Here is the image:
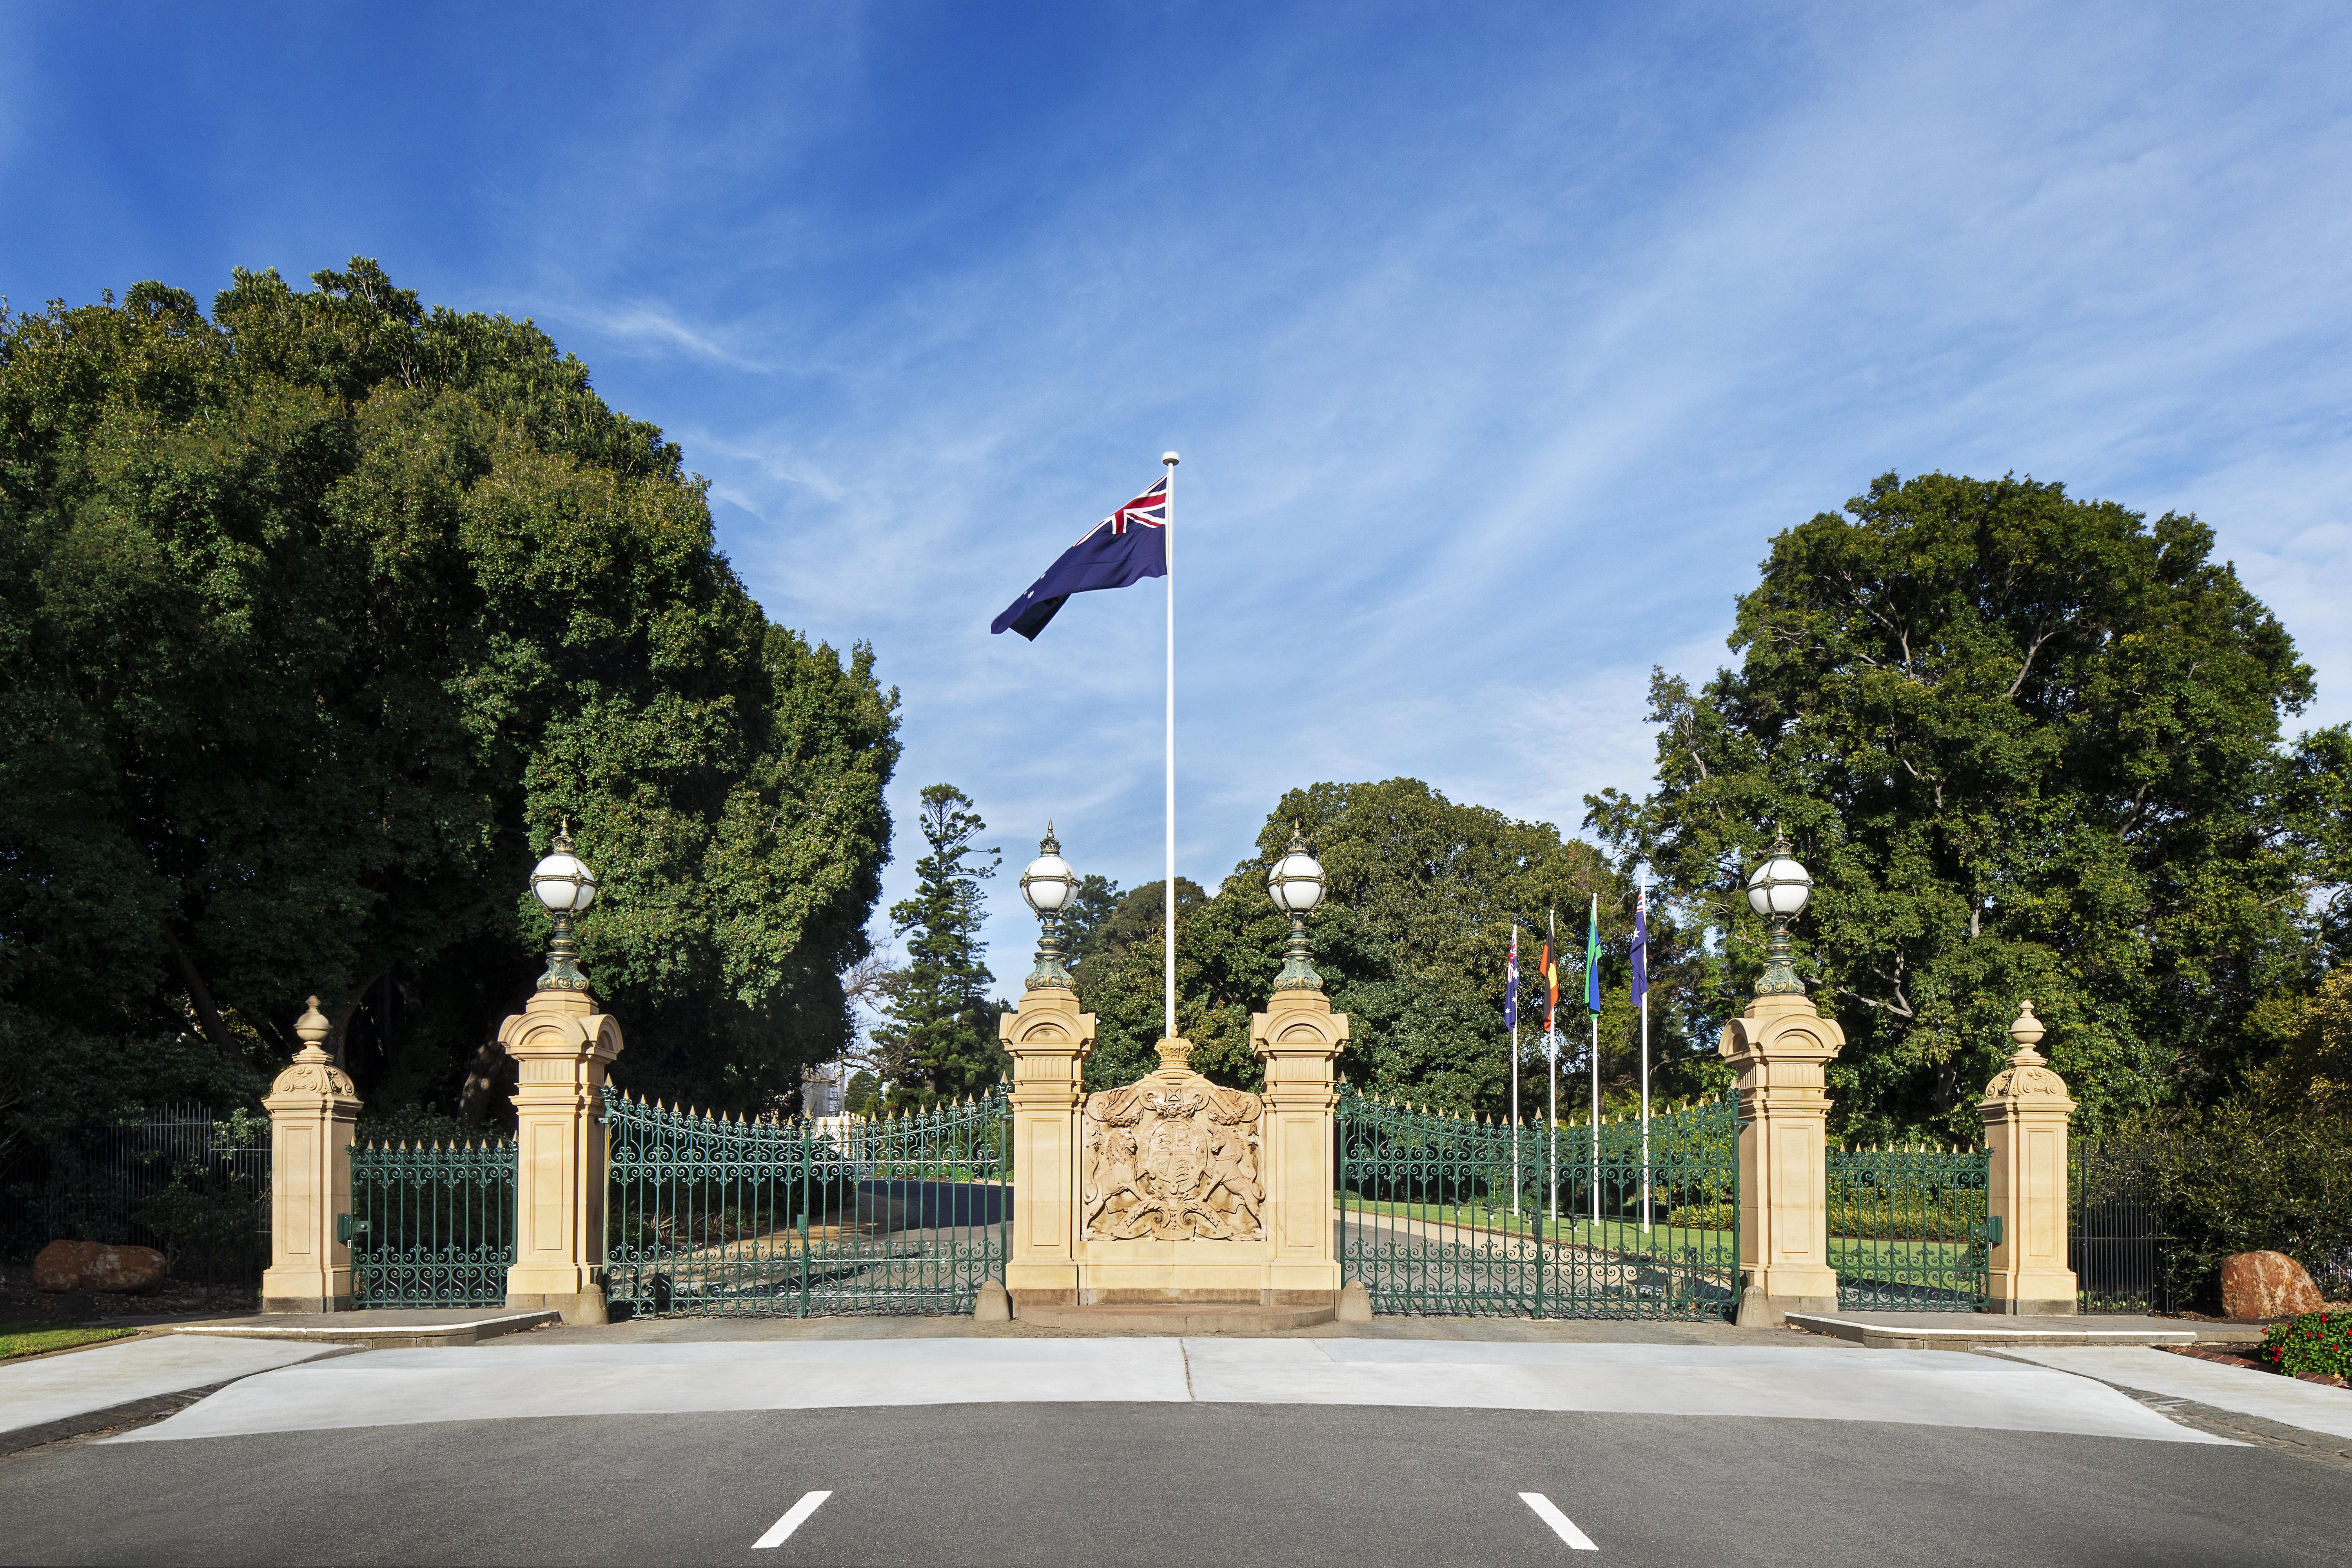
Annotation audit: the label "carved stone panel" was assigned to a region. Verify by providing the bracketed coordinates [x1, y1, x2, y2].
[1082, 1043, 1263, 1241]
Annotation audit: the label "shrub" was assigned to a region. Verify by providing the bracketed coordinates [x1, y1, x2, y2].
[2259, 1312, 2352, 1382]
[355, 1103, 479, 1147]
[2122, 1100, 2352, 1310]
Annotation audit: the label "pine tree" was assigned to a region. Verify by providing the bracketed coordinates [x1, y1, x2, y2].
[873, 785, 1005, 1103]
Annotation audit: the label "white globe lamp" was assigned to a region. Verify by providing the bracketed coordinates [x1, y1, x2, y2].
[1267, 825, 1327, 990]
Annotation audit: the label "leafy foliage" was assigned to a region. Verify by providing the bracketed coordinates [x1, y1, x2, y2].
[2259, 1313, 2352, 1381]
[872, 785, 1004, 1103]
[0, 261, 899, 1139]
[1589, 471, 2351, 1142]
[1061, 874, 1123, 967]
[1073, 779, 1702, 1114]
[2129, 1099, 2352, 1307]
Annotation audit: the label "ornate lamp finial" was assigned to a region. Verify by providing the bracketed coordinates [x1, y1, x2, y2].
[1745, 830, 1813, 996]
[1267, 824, 1327, 991]
[1020, 825, 1077, 988]
[530, 825, 598, 993]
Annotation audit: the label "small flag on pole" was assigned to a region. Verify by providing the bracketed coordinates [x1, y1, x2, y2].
[990, 476, 1170, 640]
[1504, 928, 1519, 1030]
[1630, 880, 1648, 1006]
[1541, 941, 1557, 1031]
[1585, 896, 1602, 1014]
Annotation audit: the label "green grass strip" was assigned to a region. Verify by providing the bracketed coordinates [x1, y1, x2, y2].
[0, 1323, 140, 1361]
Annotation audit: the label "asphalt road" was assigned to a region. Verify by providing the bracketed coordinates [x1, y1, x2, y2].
[5, 1403, 2348, 1567]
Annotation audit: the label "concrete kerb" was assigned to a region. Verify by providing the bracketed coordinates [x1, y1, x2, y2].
[165, 1309, 562, 1350]
[0, 1334, 361, 1456]
[1786, 1311, 2219, 1350]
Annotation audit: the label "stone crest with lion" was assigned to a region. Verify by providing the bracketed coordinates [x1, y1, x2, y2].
[1082, 1040, 1264, 1241]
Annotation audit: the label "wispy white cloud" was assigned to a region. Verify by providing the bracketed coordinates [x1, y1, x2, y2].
[66, 1, 2321, 974]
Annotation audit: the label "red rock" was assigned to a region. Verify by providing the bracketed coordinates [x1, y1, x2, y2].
[2220, 1250, 2326, 1320]
[31, 1239, 168, 1294]
[32, 1240, 97, 1292]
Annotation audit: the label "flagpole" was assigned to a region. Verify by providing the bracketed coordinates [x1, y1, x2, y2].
[1509, 925, 1520, 1218]
[1639, 866, 1651, 1235]
[1161, 452, 1179, 1043]
[1546, 907, 1556, 1226]
[1590, 892, 1600, 1229]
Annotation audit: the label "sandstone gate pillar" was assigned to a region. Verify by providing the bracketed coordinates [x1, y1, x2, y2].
[999, 979, 1095, 1312]
[1250, 986, 1348, 1302]
[1719, 990, 1847, 1327]
[1981, 1001, 2077, 1315]
[500, 987, 624, 1323]
[261, 997, 362, 1314]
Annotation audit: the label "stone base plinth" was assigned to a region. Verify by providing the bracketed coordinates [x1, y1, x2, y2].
[505, 1287, 609, 1325]
[1736, 1287, 1837, 1328]
[1015, 1300, 1337, 1333]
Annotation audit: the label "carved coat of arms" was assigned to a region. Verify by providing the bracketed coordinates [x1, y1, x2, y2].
[1083, 1041, 1263, 1241]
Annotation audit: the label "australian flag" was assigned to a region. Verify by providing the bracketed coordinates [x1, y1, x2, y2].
[991, 475, 1169, 640]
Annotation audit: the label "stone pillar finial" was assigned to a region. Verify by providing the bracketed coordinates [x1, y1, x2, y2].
[1981, 999, 2076, 1316]
[293, 996, 331, 1055]
[2008, 999, 2046, 1061]
[261, 993, 362, 1313]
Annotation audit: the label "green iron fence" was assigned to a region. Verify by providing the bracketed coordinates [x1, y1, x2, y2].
[346, 1138, 517, 1307]
[1828, 1143, 1993, 1310]
[603, 1088, 1010, 1317]
[2071, 1134, 2172, 1313]
[5, 1105, 272, 1289]
[1336, 1087, 1739, 1319]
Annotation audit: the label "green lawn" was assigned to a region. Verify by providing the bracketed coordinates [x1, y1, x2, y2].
[1828, 1236, 1981, 1273]
[0, 1323, 139, 1361]
[1335, 1193, 1986, 1277]
[1339, 1196, 1734, 1255]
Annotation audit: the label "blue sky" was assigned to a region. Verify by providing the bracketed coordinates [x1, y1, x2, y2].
[7, 2, 2349, 982]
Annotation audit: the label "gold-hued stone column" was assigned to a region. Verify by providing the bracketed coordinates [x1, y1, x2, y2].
[1251, 987, 1349, 1302]
[500, 988, 624, 1323]
[260, 997, 362, 1313]
[1719, 990, 1847, 1326]
[1000, 982, 1095, 1311]
[1982, 1001, 2077, 1316]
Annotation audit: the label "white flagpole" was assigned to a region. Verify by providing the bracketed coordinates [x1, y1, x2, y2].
[1590, 892, 1600, 1229]
[1639, 866, 1651, 1234]
[1547, 907, 1557, 1225]
[1510, 925, 1520, 1218]
[1161, 452, 1179, 1044]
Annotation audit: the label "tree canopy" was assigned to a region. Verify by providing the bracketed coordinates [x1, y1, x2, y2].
[1588, 471, 2351, 1141]
[871, 784, 1005, 1103]
[0, 261, 899, 1143]
[1073, 779, 1691, 1114]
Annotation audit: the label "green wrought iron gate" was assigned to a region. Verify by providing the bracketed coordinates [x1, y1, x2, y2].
[1828, 1143, 1993, 1310]
[346, 1138, 517, 1307]
[1336, 1087, 1739, 1319]
[602, 1089, 1010, 1317]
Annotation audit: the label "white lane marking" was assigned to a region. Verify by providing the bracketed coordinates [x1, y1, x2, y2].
[1520, 1492, 1598, 1551]
[753, 1491, 832, 1549]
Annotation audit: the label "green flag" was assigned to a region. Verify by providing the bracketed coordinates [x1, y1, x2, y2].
[1584, 895, 1601, 1014]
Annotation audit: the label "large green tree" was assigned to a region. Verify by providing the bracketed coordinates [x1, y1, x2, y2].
[872, 784, 1005, 1103]
[0, 261, 900, 1144]
[1588, 472, 2351, 1142]
[1074, 779, 1698, 1114]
